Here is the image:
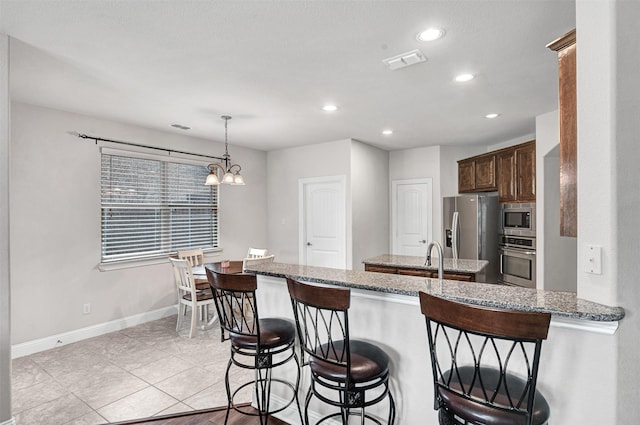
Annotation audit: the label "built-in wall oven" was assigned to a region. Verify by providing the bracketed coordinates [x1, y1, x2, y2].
[501, 203, 536, 237]
[499, 235, 536, 288]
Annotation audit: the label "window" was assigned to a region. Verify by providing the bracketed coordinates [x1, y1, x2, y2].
[100, 152, 218, 263]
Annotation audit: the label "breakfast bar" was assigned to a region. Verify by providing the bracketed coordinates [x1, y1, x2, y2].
[244, 261, 625, 424]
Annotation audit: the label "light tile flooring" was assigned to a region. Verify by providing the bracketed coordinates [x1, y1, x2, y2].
[11, 315, 253, 425]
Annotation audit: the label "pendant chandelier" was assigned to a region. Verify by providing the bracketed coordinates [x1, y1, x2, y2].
[205, 115, 245, 186]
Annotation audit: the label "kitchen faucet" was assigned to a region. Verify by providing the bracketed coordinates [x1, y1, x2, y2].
[425, 240, 444, 280]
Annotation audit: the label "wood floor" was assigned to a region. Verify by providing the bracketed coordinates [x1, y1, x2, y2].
[113, 404, 290, 425]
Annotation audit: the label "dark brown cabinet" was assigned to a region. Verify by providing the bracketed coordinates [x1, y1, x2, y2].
[497, 141, 536, 203]
[364, 264, 476, 282]
[548, 29, 577, 237]
[457, 153, 497, 193]
[459, 141, 535, 203]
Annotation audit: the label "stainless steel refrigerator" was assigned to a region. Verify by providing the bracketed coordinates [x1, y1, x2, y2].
[442, 194, 499, 283]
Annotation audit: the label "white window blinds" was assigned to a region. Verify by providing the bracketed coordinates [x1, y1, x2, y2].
[100, 153, 218, 263]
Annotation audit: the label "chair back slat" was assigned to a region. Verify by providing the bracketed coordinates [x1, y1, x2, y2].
[246, 247, 268, 259]
[177, 248, 204, 267]
[169, 258, 197, 295]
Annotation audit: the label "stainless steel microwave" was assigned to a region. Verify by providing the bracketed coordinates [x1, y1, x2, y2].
[500, 203, 536, 237]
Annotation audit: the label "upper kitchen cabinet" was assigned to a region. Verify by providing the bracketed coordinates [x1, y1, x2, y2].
[458, 141, 535, 203]
[497, 140, 536, 203]
[547, 29, 577, 237]
[457, 153, 497, 193]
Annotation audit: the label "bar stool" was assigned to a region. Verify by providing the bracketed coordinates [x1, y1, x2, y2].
[286, 277, 396, 425]
[419, 292, 551, 425]
[206, 268, 303, 425]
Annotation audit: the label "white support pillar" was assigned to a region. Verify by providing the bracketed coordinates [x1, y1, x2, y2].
[0, 33, 14, 425]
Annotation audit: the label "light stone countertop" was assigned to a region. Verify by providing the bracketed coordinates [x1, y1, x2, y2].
[362, 254, 488, 274]
[244, 262, 625, 322]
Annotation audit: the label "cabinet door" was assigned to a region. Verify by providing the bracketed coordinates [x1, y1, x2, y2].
[516, 143, 536, 202]
[475, 154, 497, 190]
[497, 150, 516, 203]
[364, 265, 397, 274]
[458, 160, 476, 192]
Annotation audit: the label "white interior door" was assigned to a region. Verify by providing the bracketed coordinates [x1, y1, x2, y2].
[299, 176, 346, 269]
[392, 179, 433, 256]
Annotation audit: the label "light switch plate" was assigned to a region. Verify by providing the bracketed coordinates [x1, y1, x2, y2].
[585, 245, 602, 274]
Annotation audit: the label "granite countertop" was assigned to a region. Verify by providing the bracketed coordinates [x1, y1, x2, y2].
[363, 254, 488, 274]
[244, 262, 625, 322]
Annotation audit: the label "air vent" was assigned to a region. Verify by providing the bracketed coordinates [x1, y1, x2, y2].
[382, 49, 427, 70]
[171, 123, 191, 130]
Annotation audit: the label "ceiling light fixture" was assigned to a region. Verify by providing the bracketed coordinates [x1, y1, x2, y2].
[455, 73, 475, 82]
[382, 129, 393, 135]
[322, 104, 338, 112]
[205, 115, 245, 186]
[485, 113, 501, 119]
[417, 28, 445, 42]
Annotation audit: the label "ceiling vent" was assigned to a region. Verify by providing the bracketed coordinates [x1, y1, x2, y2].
[382, 49, 427, 70]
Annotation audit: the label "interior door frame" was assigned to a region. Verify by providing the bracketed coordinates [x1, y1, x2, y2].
[298, 175, 347, 267]
[391, 178, 433, 254]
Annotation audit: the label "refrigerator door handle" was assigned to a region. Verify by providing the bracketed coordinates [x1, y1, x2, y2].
[452, 211, 460, 259]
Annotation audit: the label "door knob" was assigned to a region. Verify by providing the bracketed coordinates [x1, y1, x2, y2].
[307, 242, 312, 246]
[419, 240, 427, 244]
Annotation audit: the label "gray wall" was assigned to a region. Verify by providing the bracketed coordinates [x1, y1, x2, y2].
[265, 138, 389, 270]
[350, 140, 389, 270]
[9, 102, 267, 344]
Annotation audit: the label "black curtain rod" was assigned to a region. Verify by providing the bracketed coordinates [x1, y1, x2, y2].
[76, 132, 225, 162]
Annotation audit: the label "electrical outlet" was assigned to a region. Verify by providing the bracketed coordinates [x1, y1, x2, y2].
[83, 303, 91, 314]
[584, 245, 602, 274]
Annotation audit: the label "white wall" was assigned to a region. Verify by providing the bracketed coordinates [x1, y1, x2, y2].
[266, 139, 351, 265]
[536, 110, 577, 291]
[9, 102, 267, 344]
[350, 140, 389, 270]
[613, 0, 640, 421]
[0, 33, 13, 425]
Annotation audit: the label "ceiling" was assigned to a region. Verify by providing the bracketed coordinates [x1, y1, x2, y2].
[0, 1, 575, 152]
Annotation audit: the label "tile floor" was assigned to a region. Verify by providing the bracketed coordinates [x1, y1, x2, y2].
[11, 315, 253, 425]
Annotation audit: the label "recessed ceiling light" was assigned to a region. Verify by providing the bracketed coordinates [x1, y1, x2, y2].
[322, 104, 338, 112]
[485, 113, 501, 119]
[417, 28, 445, 42]
[454, 73, 475, 83]
[382, 129, 393, 135]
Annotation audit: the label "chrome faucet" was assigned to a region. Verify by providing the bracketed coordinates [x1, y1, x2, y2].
[425, 240, 444, 280]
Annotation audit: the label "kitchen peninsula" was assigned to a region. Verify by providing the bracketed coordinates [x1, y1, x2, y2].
[244, 261, 624, 424]
[363, 254, 488, 282]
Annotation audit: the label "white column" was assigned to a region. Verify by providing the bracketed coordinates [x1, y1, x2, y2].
[0, 33, 14, 424]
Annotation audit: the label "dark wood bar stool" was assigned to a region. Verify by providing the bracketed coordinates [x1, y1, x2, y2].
[206, 268, 303, 425]
[286, 277, 395, 425]
[419, 292, 551, 425]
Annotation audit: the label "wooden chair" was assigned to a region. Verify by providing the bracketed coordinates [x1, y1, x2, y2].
[177, 248, 211, 320]
[206, 268, 303, 425]
[419, 292, 551, 425]
[287, 277, 396, 425]
[242, 254, 275, 272]
[169, 257, 215, 338]
[246, 247, 268, 259]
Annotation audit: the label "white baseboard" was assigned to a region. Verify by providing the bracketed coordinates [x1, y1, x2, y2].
[0, 417, 16, 425]
[11, 305, 178, 359]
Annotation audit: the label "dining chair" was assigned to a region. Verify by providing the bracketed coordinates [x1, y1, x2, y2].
[246, 247, 268, 259]
[242, 254, 275, 272]
[419, 292, 551, 425]
[178, 248, 211, 320]
[169, 257, 215, 338]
